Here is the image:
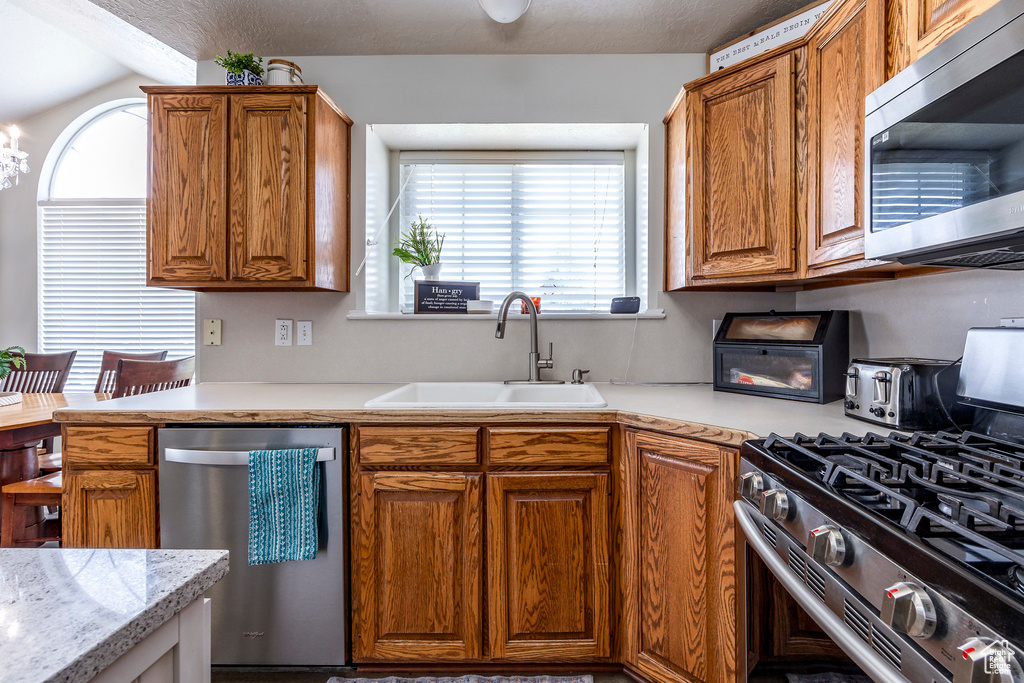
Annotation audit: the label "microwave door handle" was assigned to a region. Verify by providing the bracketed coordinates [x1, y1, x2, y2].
[734, 501, 912, 683]
[163, 447, 336, 466]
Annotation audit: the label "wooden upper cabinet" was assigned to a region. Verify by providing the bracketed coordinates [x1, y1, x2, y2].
[807, 0, 885, 269]
[622, 430, 739, 683]
[487, 472, 610, 661]
[887, 0, 1000, 78]
[229, 94, 308, 282]
[352, 472, 483, 662]
[148, 93, 228, 283]
[143, 85, 352, 291]
[686, 49, 798, 282]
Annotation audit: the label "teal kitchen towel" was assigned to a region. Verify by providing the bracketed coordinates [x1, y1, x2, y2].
[247, 448, 320, 565]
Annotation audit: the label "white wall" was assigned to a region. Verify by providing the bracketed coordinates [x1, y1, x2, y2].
[195, 54, 795, 383]
[0, 74, 156, 351]
[796, 269, 1024, 360]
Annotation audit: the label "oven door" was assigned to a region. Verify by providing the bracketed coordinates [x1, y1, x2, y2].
[735, 500, 914, 683]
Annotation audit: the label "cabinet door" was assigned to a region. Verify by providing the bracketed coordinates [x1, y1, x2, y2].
[352, 472, 483, 661]
[62, 470, 157, 548]
[148, 93, 228, 284]
[807, 0, 884, 268]
[487, 472, 610, 661]
[664, 94, 688, 291]
[688, 51, 796, 280]
[229, 94, 308, 282]
[888, 0, 1000, 77]
[622, 430, 738, 683]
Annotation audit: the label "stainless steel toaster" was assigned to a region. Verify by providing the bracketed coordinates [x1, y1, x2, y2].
[844, 358, 963, 430]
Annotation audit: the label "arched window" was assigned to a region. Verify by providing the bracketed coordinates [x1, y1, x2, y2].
[38, 101, 195, 390]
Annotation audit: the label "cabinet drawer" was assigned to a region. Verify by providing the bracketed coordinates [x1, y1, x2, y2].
[358, 427, 480, 466]
[487, 427, 611, 466]
[64, 427, 154, 468]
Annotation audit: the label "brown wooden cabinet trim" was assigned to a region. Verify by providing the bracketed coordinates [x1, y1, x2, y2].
[63, 426, 154, 468]
[486, 426, 611, 467]
[352, 471, 483, 661]
[356, 426, 481, 466]
[487, 471, 611, 661]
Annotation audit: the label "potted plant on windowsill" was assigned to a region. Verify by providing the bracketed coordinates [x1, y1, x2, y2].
[215, 50, 265, 86]
[0, 346, 26, 406]
[393, 215, 445, 280]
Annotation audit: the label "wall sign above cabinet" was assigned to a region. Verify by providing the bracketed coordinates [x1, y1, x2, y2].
[708, 0, 832, 71]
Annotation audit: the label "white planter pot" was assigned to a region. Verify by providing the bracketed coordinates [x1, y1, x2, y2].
[420, 263, 443, 280]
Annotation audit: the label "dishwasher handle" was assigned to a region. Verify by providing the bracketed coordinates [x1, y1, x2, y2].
[163, 447, 335, 466]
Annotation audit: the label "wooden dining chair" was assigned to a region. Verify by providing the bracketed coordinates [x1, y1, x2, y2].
[94, 350, 168, 393]
[111, 356, 196, 398]
[1, 350, 77, 458]
[1, 472, 62, 547]
[0, 350, 76, 393]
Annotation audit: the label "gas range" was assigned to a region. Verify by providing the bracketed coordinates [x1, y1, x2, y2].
[737, 432, 1024, 682]
[736, 328, 1024, 683]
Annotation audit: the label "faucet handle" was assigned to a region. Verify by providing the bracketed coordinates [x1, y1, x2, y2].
[538, 342, 554, 370]
[571, 369, 590, 385]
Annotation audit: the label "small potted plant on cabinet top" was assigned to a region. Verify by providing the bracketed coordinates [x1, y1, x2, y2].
[215, 50, 265, 85]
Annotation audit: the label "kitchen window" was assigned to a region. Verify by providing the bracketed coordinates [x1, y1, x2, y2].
[396, 152, 628, 313]
[37, 101, 195, 391]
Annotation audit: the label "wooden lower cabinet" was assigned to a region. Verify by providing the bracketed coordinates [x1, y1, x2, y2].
[487, 472, 610, 661]
[63, 470, 157, 548]
[61, 425, 158, 549]
[621, 429, 739, 683]
[351, 471, 483, 661]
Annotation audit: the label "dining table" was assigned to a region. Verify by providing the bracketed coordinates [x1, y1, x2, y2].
[0, 392, 109, 535]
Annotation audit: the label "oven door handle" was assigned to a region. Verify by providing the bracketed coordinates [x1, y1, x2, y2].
[734, 501, 911, 683]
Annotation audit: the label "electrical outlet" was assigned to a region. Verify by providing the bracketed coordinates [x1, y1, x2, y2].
[203, 319, 222, 346]
[275, 319, 293, 346]
[297, 321, 313, 346]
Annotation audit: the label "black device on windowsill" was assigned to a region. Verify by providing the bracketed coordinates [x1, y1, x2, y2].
[610, 297, 640, 314]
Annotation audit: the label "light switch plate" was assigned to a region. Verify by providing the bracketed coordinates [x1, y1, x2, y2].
[297, 321, 312, 346]
[275, 319, 293, 346]
[203, 319, 222, 346]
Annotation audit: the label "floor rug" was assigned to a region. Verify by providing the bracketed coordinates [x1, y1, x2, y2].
[330, 676, 594, 683]
[785, 674, 872, 683]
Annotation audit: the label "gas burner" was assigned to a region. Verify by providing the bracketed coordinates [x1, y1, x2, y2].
[1011, 565, 1024, 595]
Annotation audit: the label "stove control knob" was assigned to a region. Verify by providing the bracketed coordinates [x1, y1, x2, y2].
[759, 489, 790, 521]
[808, 525, 847, 567]
[739, 472, 764, 499]
[955, 637, 1022, 683]
[881, 582, 937, 639]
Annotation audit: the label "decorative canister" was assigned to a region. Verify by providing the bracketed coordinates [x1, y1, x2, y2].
[266, 59, 303, 85]
[226, 69, 263, 86]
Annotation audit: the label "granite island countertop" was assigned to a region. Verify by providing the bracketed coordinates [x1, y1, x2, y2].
[53, 382, 884, 446]
[0, 548, 228, 683]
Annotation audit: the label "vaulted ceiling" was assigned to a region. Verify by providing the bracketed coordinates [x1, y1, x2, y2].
[86, 0, 814, 58]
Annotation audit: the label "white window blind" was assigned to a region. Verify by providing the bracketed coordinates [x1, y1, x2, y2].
[39, 201, 195, 391]
[398, 156, 627, 313]
[871, 160, 992, 232]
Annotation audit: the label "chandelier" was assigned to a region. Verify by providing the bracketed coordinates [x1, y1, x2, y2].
[0, 125, 29, 190]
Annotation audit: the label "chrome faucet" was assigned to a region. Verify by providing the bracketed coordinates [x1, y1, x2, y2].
[495, 291, 564, 384]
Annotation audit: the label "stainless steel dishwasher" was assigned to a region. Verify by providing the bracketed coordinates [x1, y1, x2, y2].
[158, 426, 347, 666]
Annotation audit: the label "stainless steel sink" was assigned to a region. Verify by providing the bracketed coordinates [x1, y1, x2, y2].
[364, 382, 607, 409]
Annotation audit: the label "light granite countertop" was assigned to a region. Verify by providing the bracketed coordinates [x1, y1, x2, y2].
[54, 382, 885, 446]
[0, 548, 228, 683]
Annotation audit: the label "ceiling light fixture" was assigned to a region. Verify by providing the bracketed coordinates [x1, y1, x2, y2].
[478, 0, 531, 23]
[0, 125, 29, 190]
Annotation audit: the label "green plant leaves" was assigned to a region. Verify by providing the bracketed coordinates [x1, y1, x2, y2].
[214, 50, 265, 77]
[392, 215, 445, 274]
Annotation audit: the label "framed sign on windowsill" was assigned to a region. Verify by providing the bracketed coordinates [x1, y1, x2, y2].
[413, 281, 481, 314]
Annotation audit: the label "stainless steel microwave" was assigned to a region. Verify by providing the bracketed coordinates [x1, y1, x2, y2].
[864, 0, 1024, 269]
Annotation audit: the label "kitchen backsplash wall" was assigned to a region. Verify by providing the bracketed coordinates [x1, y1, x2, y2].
[796, 269, 1024, 360]
[195, 54, 796, 383]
